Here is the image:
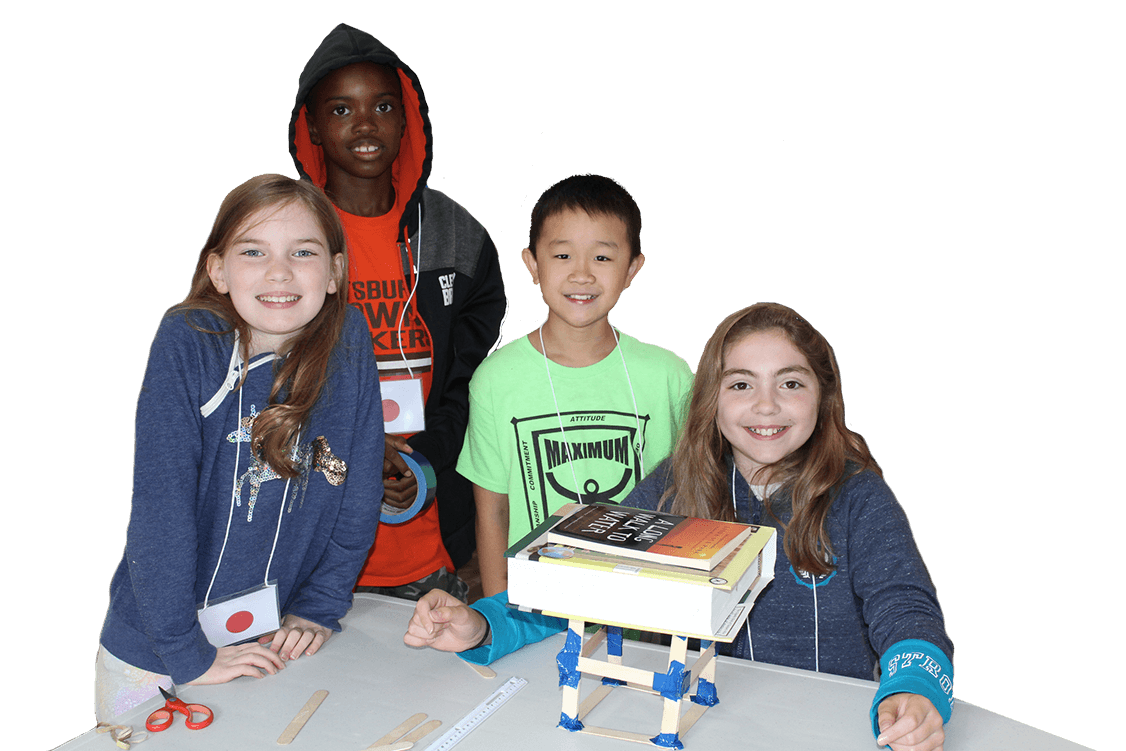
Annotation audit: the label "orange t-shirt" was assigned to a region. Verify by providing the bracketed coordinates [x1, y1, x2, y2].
[339, 208, 454, 587]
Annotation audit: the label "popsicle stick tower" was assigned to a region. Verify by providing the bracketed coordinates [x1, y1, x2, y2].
[505, 504, 777, 747]
[554, 621, 726, 749]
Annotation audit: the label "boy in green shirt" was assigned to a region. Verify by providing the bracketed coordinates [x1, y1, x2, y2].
[457, 175, 693, 596]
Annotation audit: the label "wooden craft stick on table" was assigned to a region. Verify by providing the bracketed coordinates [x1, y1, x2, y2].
[364, 713, 441, 751]
[367, 713, 427, 749]
[277, 689, 329, 745]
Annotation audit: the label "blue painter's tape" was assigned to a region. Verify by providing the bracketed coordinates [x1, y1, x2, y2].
[650, 731, 685, 749]
[597, 626, 626, 685]
[652, 659, 690, 701]
[558, 712, 584, 732]
[691, 677, 720, 706]
[607, 626, 624, 656]
[556, 627, 582, 688]
[380, 452, 436, 525]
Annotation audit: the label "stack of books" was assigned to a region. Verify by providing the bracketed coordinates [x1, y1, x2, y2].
[506, 503, 777, 640]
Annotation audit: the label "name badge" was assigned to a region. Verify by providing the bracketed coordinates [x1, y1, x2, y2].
[197, 581, 281, 647]
[382, 378, 426, 434]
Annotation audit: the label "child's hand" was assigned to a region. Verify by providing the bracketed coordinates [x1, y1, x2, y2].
[403, 589, 488, 653]
[259, 614, 332, 661]
[876, 693, 944, 751]
[188, 642, 286, 685]
[382, 435, 418, 508]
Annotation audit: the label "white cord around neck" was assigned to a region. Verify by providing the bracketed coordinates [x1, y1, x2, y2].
[538, 324, 647, 504]
[396, 205, 424, 379]
[540, 325, 585, 502]
[812, 571, 821, 672]
[200, 345, 292, 610]
[734, 465, 820, 672]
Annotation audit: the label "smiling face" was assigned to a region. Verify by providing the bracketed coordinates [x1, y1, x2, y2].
[206, 201, 342, 355]
[522, 209, 644, 337]
[305, 62, 404, 187]
[717, 329, 821, 483]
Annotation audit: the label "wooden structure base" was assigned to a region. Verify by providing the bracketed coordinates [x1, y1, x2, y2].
[556, 620, 720, 749]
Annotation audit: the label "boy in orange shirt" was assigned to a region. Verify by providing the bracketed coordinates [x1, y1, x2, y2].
[290, 23, 506, 597]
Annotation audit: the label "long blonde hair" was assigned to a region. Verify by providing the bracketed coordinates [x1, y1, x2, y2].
[177, 174, 349, 478]
[662, 302, 879, 576]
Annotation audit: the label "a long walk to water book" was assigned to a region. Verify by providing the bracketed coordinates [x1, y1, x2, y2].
[545, 502, 753, 571]
[507, 504, 777, 639]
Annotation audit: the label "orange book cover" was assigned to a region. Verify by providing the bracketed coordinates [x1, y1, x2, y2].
[545, 503, 752, 571]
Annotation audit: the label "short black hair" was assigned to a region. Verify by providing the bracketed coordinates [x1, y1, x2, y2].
[528, 175, 642, 258]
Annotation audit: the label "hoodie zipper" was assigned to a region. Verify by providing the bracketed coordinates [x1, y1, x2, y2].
[200, 339, 277, 418]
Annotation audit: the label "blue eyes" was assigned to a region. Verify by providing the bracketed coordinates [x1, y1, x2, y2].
[237, 249, 317, 258]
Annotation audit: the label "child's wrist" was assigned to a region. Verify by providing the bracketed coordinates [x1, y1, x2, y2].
[869, 639, 954, 738]
[470, 619, 491, 649]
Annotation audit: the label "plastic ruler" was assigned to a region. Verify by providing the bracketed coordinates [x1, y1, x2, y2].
[422, 676, 528, 751]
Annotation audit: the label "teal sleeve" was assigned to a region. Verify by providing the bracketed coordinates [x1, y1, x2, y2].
[870, 639, 954, 739]
[458, 592, 567, 665]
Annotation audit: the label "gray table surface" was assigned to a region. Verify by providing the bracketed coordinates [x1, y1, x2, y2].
[57, 594, 1090, 751]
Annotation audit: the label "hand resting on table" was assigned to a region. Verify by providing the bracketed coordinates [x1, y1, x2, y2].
[877, 693, 945, 751]
[403, 589, 489, 652]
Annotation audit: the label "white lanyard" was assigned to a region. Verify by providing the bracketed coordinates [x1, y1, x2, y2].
[539, 325, 645, 502]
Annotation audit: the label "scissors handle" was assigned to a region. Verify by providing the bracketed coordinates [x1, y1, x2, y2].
[145, 708, 174, 732]
[145, 701, 214, 732]
[182, 703, 214, 730]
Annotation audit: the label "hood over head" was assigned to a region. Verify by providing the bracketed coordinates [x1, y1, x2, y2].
[290, 23, 432, 238]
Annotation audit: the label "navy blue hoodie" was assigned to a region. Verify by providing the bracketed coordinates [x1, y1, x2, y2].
[100, 308, 383, 683]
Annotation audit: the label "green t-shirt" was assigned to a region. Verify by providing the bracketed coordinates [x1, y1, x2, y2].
[458, 332, 693, 544]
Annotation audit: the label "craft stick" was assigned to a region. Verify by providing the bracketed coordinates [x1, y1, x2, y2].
[581, 726, 653, 743]
[678, 702, 710, 735]
[577, 655, 651, 686]
[466, 661, 496, 679]
[580, 625, 607, 657]
[365, 713, 427, 750]
[277, 689, 329, 745]
[400, 718, 442, 744]
[364, 743, 414, 751]
[577, 684, 614, 720]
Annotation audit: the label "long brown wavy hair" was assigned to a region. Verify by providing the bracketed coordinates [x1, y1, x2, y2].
[660, 302, 879, 576]
[177, 174, 349, 478]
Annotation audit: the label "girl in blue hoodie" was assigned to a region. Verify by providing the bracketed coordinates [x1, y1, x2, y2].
[406, 302, 952, 751]
[96, 174, 383, 719]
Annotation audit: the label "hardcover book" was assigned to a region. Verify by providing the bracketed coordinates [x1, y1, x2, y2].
[507, 505, 777, 639]
[545, 503, 753, 571]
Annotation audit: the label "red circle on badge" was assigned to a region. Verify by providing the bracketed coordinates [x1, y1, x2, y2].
[383, 399, 401, 421]
[226, 610, 254, 634]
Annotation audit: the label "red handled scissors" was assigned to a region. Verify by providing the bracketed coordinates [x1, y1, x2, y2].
[145, 686, 214, 732]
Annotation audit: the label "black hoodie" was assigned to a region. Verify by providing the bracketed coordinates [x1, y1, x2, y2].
[291, 24, 506, 569]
